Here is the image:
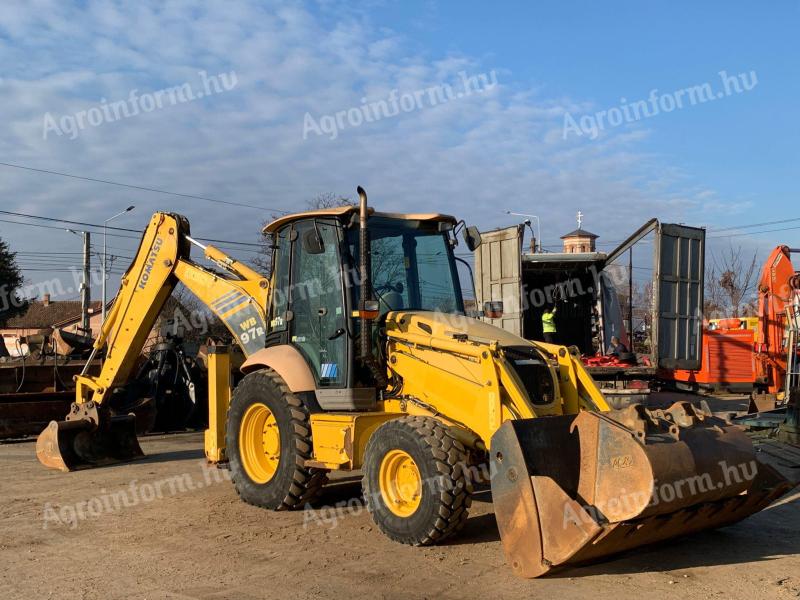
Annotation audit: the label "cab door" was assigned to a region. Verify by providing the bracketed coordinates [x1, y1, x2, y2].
[266, 219, 349, 387]
[288, 219, 348, 388]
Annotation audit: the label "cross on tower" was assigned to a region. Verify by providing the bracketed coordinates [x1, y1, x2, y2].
[577, 211, 583, 229]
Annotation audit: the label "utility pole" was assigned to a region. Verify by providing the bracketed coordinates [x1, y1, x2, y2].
[628, 248, 634, 345]
[66, 229, 92, 335]
[81, 231, 91, 334]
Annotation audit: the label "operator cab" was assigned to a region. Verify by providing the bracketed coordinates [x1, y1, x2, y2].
[263, 205, 474, 409]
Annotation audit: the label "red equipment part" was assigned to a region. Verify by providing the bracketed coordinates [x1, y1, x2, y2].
[582, 354, 637, 368]
[755, 246, 799, 394]
[664, 327, 756, 391]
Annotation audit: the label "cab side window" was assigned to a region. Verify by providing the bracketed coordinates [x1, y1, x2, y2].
[269, 227, 291, 335]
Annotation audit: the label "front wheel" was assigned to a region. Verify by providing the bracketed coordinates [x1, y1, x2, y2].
[226, 369, 328, 510]
[363, 416, 472, 545]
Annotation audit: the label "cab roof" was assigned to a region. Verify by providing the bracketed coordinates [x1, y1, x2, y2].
[263, 206, 456, 234]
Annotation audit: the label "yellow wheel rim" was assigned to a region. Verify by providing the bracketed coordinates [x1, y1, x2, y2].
[239, 403, 281, 484]
[379, 449, 422, 517]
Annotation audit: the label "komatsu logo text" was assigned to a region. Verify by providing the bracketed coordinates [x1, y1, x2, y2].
[138, 237, 163, 290]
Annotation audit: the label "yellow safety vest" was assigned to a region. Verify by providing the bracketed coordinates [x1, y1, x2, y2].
[542, 310, 556, 333]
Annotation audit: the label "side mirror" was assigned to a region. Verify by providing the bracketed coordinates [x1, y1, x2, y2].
[484, 301, 504, 319]
[463, 226, 482, 251]
[302, 228, 324, 254]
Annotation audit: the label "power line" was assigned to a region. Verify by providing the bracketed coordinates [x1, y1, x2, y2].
[16, 252, 131, 261]
[18, 257, 128, 266]
[0, 209, 140, 233]
[18, 255, 123, 262]
[711, 217, 800, 233]
[16, 251, 86, 255]
[0, 209, 268, 248]
[0, 162, 292, 213]
[709, 224, 800, 239]
[514, 212, 800, 250]
[18, 262, 130, 269]
[19, 261, 94, 267]
[101, 243, 136, 252]
[0, 212, 265, 248]
[20, 268, 125, 273]
[0, 217, 83, 232]
[0, 216, 142, 239]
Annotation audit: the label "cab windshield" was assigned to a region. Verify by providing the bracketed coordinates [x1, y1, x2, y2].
[348, 216, 464, 315]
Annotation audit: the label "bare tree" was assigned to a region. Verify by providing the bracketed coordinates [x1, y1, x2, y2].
[707, 244, 759, 318]
[629, 280, 653, 353]
[306, 192, 355, 210]
[704, 263, 725, 319]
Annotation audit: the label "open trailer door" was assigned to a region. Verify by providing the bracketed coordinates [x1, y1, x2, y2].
[474, 225, 524, 336]
[604, 219, 705, 370]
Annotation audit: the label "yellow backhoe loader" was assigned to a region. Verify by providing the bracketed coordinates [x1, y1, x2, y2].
[36, 189, 795, 577]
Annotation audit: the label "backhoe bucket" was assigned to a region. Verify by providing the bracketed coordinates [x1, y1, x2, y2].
[491, 402, 795, 578]
[36, 402, 144, 472]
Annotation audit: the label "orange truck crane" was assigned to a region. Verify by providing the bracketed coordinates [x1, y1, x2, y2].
[755, 245, 800, 396]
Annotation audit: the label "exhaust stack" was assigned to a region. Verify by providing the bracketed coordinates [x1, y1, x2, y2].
[358, 186, 372, 363]
[356, 186, 386, 387]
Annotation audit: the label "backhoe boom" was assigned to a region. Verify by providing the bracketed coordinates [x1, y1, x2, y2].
[37, 212, 269, 470]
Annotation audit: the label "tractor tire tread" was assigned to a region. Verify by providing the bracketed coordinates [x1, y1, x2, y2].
[364, 415, 472, 546]
[227, 369, 328, 511]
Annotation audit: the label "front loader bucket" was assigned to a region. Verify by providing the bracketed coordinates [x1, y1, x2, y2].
[36, 402, 144, 472]
[490, 402, 796, 578]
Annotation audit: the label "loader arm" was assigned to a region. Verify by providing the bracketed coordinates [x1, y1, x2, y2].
[37, 212, 269, 471]
[382, 312, 611, 448]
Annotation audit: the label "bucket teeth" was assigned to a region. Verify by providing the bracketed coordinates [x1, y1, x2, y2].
[35, 403, 144, 472]
[490, 402, 796, 578]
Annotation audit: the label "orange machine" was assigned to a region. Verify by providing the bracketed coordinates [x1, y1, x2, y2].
[663, 245, 799, 394]
[755, 245, 800, 394]
[664, 324, 756, 392]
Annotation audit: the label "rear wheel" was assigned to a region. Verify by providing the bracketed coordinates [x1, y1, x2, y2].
[226, 369, 328, 510]
[363, 416, 472, 545]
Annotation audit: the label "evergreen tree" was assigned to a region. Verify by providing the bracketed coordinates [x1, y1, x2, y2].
[0, 237, 26, 326]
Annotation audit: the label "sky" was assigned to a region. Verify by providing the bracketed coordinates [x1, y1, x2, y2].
[0, 0, 798, 302]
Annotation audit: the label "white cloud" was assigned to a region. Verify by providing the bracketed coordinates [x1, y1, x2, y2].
[0, 0, 749, 294]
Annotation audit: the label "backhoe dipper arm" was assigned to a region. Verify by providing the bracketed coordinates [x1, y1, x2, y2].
[75, 212, 269, 406]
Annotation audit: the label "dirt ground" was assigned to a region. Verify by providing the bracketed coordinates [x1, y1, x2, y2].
[2, 432, 799, 600]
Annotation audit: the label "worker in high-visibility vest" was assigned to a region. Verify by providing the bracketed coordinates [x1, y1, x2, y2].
[541, 305, 557, 343]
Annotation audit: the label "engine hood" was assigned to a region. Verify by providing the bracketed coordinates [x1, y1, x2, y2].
[385, 310, 530, 348]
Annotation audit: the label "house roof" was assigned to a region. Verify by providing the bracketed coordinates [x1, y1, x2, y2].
[4, 300, 104, 330]
[560, 228, 599, 240]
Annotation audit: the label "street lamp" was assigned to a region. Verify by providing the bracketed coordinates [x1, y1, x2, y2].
[505, 211, 542, 253]
[102, 205, 135, 323]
